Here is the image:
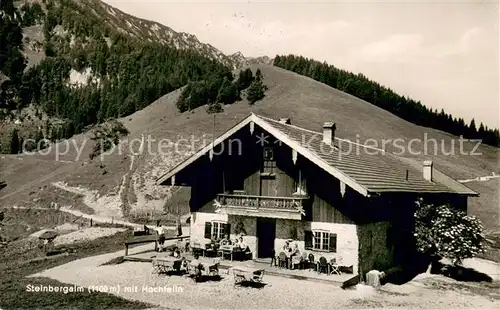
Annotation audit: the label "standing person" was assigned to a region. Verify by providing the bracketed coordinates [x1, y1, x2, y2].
[155, 224, 166, 252]
[176, 217, 183, 237]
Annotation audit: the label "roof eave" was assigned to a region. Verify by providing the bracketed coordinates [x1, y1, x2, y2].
[155, 113, 255, 186]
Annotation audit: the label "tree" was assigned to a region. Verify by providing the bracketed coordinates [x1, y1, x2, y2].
[413, 199, 485, 265]
[206, 101, 223, 114]
[216, 77, 239, 104]
[255, 68, 263, 81]
[89, 120, 129, 160]
[0, 0, 27, 108]
[236, 68, 253, 91]
[469, 119, 477, 138]
[246, 76, 267, 105]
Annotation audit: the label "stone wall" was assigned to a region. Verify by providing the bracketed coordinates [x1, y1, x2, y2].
[357, 221, 393, 276]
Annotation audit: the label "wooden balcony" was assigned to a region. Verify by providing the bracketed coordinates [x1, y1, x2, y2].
[215, 193, 308, 220]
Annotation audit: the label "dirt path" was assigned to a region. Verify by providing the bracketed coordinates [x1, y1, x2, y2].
[0, 160, 75, 202]
[57, 206, 187, 232]
[120, 134, 145, 216]
[30, 250, 498, 309]
[52, 181, 123, 219]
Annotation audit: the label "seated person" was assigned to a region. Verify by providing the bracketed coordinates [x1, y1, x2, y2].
[219, 234, 232, 246]
[283, 241, 292, 256]
[290, 243, 301, 257]
[173, 247, 181, 258]
[280, 241, 292, 268]
[289, 243, 301, 269]
[189, 253, 203, 277]
[237, 236, 249, 252]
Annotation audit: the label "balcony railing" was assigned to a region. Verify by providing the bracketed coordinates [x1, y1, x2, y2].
[216, 193, 307, 213]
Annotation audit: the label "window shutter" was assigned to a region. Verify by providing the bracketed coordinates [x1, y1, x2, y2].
[329, 233, 337, 253]
[222, 223, 231, 236]
[304, 230, 313, 249]
[204, 222, 212, 239]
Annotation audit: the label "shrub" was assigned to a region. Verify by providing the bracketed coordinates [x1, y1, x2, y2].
[413, 199, 485, 265]
[206, 101, 223, 114]
[89, 120, 129, 159]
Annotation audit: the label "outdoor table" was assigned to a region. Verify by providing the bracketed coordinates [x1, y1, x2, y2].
[218, 245, 233, 260]
[152, 256, 183, 274]
[201, 261, 220, 276]
[232, 266, 265, 284]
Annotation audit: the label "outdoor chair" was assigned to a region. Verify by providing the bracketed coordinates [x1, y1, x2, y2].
[270, 249, 277, 266]
[291, 255, 302, 270]
[207, 258, 220, 277]
[330, 258, 342, 275]
[188, 263, 203, 282]
[278, 252, 288, 268]
[317, 256, 329, 274]
[307, 253, 315, 271]
[204, 243, 216, 257]
[301, 252, 309, 269]
[191, 241, 204, 256]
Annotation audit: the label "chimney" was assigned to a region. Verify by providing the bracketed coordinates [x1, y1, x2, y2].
[423, 160, 433, 181]
[322, 122, 336, 145]
[279, 117, 291, 124]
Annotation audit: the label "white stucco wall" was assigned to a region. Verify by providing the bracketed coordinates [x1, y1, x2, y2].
[191, 213, 358, 268]
[190, 212, 258, 259]
[190, 212, 228, 246]
[274, 221, 358, 272]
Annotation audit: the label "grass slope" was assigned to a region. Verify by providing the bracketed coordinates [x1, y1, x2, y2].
[0, 230, 152, 309]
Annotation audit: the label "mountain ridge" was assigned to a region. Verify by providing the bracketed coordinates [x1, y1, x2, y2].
[30, 0, 270, 69]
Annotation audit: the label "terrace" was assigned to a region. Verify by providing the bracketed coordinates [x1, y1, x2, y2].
[124, 249, 358, 288]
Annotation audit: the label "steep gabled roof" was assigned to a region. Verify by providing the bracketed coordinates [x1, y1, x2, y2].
[156, 113, 478, 197]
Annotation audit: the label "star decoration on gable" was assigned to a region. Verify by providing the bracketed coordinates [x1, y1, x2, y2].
[256, 133, 270, 146]
[273, 139, 283, 146]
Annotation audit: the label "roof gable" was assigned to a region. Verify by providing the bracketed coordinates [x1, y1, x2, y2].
[156, 113, 478, 197]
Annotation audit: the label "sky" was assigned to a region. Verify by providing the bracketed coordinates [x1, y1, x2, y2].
[103, 0, 499, 129]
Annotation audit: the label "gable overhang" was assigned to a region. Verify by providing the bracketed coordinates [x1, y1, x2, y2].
[156, 113, 254, 186]
[156, 113, 370, 197]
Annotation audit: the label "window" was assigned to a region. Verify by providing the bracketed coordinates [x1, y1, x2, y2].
[204, 221, 230, 240]
[263, 147, 274, 161]
[305, 230, 337, 252]
[293, 170, 307, 195]
[262, 147, 276, 174]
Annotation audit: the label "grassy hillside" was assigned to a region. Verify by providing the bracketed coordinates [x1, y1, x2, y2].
[1, 65, 498, 239]
[1, 0, 244, 153]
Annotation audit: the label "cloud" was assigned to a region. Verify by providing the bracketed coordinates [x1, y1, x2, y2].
[355, 34, 425, 63]
[355, 27, 484, 64]
[460, 27, 482, 52]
